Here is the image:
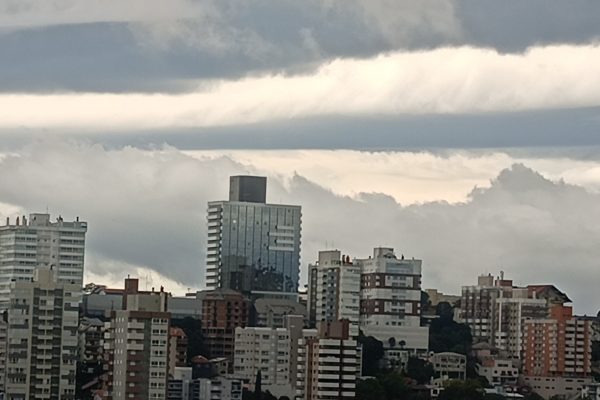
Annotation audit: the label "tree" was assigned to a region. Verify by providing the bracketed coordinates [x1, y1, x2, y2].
[171, 317, 208, 363]
[438, 380, 484, 400]
[405, 357, 434, 385]
[429, 317, 472, 355]
[592, 340, 600, 362]
[436, 301, 454, 320]
[254, 370, 262, 400]
[358, 333, 384, 376]
[379, 372, 412, 400]
[356, 378, 387, 400]
[421, 291, 432, 314]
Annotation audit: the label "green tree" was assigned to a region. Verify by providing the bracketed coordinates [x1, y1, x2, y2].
[592, 340, 600, 361]
[171, 317, 208, 363]
[439, 380, 484, 400]
[379, 372, 412, 400]
[429, 316, 472, 355]
[356, 378, 387, 400]
[405, 357, 434, 384]
[358, 333, 384, 376]
[436, 301, 454, 320]
[254, 370, 262, 400]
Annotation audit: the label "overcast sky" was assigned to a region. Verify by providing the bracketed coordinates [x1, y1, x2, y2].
[1, 1, 599, 314]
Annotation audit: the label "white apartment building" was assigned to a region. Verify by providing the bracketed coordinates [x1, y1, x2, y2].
[458, 274, 505, 343]
[296, 320, 359, 400]
[104, 278, 170, 400]
[167, 367, 243, 400]
[357, 248, 428, 352]
[0, 317, 6, 393]
[234, 326, 292, 397]
[197, 376, 243, 400]
[475, 359, 519, 387]
[234, 316, 315, 398]
[494, 289, 547, 360]
[307, 250, 361, 332]
[4, 267, 81, 400]
[430, 352, 467, 381]
[0, 213, 87, 307]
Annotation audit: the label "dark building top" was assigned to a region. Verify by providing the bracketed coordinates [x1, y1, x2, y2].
[229, 175, 267, 203]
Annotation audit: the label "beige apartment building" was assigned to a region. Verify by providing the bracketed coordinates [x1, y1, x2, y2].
[296, 320, 360, 400]
[4, 267, 81, 400]
[307, 250, 361, 331]
[103, 278, 170, 400]
[522, 305, 593, 399]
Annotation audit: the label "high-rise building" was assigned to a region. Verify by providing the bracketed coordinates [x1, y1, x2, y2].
[198, 289, 250, 363]
[458, 274, 572, 360]
[0, 315, 6, 393]
[169, 327, 188, 376]
[234, 315, 312, 398]
[296, 320, 359, 400]
[357, 248, 429, 354]
[233, 326, 292, 397]
[494, 288, 547, 360]
[307, 250, 361, 330]
[458, 274, 506, 344]
[0, 213, 87, 307]
[205, 176, 301, 299]
[103, 278, 170, 400]
[254, 297, 307, 328]
[4, 267, 81, 399]
[167, 366, 243, 400]
[522, 305, 593, 399]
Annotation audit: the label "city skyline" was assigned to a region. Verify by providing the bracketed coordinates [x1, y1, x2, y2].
[1, 161, 599, 315]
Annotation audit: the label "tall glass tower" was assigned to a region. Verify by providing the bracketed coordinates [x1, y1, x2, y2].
[205, 176, 301, 299]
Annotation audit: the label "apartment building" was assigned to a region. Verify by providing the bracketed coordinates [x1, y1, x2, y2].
[198, 289, 250, 363]
[168, 327, 188, 376]
[234, 315, 311, 398]
[522, 305, 592, 399]
[430, 352, 467, 381]
[4, 267, 81, 399]
[254, 297, 307, 328]
[296, 320, 359, 400]
[307, 250, 361, 331]
[458, 274, 506, 343]
[494, 288, 547, 360]
[357, 247, 428, 353]
[234, 326, 292, 397]
[0, 213, 87, 307]
[103, 278, 170, 400]
[167, 367, 243, 400]
[0, 316, 6, 393]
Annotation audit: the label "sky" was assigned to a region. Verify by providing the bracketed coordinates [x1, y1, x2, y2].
[1, 0, 600, 314]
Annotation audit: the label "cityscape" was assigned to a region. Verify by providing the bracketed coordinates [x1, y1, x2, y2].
[2, 1, 600, 400]
[0, 175, 596, 400]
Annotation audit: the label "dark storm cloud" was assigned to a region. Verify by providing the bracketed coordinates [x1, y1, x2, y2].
[1, 0, 599, 92]
[2, 107, 599, 151]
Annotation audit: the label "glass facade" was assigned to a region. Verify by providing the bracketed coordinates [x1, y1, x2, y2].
[206, 201, 301, 296]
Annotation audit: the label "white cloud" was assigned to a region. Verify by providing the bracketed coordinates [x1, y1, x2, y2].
[2, 45, 600, 131]
[0, 142, 599, 314]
